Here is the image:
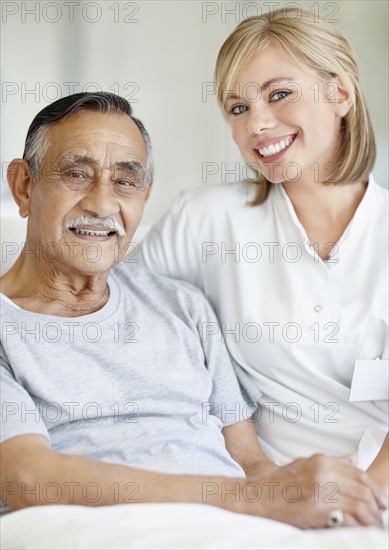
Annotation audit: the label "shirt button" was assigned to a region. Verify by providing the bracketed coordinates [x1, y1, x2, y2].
[314, 305, 322, 313]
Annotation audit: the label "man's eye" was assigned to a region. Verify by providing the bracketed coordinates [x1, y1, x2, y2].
[229, 104, 248, 116]
[64, 171, 87, 179]
[116, 179, 143, 189]
[117, 179, 135, 187]
[270, 90, 290, 102]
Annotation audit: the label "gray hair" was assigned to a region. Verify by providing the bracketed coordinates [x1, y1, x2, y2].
[23, 91, 154, 187]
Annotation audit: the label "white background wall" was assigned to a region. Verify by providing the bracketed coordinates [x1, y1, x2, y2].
[1, 0, 388, 227]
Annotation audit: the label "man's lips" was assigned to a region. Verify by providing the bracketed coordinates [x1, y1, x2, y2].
[67, 226, 118, 240]
[254, 134, 296, 161]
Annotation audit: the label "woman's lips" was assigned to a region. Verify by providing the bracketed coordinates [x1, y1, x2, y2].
[254, 134, 296, 163]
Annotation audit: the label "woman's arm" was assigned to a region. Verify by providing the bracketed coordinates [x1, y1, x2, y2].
[222, 420, 387, 527]
[367, 433, 388, 493]
[222, 420, 277, 478]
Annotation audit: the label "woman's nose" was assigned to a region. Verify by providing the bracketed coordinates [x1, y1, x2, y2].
[246, 104, 277, 136]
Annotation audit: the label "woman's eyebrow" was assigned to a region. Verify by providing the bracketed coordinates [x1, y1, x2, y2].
[224, 76, 295, 104]
[224, 92, 242, 104]
[260, 77, 295, 91]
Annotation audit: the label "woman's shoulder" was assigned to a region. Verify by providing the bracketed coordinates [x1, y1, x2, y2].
[370, 176, 388, 200]
[178, 181, 264, 214]
[367, 175, 388, 218]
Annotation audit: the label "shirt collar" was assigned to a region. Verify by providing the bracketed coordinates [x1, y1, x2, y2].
[270, 174, 378, 244]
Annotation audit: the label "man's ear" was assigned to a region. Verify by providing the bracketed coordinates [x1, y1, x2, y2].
[144, 182, 153, 203]
[328, 73, 355, 118]
[7, 159, 33, 218]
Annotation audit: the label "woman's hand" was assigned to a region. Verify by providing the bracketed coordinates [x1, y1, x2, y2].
[241, 453, 388, 529]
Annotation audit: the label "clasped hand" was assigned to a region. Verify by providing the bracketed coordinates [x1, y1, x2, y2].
[244, 454, 388, 529]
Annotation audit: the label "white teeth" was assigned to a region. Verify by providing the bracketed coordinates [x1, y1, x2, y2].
[258, 136, 294, 158]
[73, 228, 111, 236]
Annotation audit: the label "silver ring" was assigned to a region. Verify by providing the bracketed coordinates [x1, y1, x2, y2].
[327, 509, 344, 528]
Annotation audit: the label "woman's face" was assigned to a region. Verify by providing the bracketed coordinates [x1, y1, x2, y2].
[224, 44, 347, 185]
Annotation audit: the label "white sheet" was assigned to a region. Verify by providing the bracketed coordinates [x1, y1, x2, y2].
[1, 503, 388, 550]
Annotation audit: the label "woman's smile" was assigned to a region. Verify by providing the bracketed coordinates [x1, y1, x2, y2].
[254, 134, 297, 163]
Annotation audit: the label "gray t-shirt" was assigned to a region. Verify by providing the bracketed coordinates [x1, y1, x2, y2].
[1, 263, 250, 482]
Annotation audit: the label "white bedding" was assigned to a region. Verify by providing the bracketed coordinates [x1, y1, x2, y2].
[1, 503, 388, 550]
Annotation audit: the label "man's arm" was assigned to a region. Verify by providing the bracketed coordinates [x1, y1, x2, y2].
[367, 433, 388, 493]
[0, 434, 233, 511]
[1, 433, 386, 528]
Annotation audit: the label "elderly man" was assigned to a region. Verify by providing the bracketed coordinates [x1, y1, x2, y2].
[0, 92, 386, 529]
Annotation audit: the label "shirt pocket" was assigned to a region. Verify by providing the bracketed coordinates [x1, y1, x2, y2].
[350, 316, 388, 410]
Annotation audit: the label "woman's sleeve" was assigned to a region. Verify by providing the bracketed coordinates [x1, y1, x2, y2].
[140, 192, 204, 290]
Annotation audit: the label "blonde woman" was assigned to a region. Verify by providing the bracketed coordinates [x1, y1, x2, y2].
[140, 9, 388, 490]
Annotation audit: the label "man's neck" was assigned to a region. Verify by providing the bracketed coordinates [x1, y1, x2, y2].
[0, 252, 110, 317]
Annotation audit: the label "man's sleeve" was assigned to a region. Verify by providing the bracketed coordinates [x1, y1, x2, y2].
[0, 353, 50, 444]
[196, 297, 259, 428]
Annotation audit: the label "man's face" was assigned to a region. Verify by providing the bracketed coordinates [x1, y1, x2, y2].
[25, 110, 149, 275]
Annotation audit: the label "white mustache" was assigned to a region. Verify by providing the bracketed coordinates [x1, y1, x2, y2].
[65, 215, 126, 237]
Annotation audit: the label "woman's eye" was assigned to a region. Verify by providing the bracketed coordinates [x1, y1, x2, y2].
[270, 90, 290, 102]
[230, 104, 248, 116]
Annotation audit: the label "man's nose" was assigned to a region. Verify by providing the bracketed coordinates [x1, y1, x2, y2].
[79, 178, 120, 218]
[246, 103, 277, 136]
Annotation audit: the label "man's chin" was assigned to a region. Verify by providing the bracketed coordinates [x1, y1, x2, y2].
[56, 234, 138, 272]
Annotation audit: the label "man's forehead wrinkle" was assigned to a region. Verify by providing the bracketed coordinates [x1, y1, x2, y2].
[60, 124, 145, 151]
[45, 114, 148, 170]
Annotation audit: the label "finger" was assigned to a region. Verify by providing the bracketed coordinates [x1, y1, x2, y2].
[347, 470, 388, 511]
[348, 503, 384, 527]
[340, 512, 360, 528]
[340, 453, 358, 466]
[364, 476, 388, 510]
[329, 464, 387, 511]
[327, 501, 383, 528]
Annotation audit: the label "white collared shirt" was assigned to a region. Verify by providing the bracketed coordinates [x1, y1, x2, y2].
[140, 177, 388, 467]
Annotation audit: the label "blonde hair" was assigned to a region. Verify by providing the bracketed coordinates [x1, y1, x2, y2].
[215, 8, 376, 205]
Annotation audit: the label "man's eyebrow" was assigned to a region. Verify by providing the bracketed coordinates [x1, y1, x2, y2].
[56, 155, 145, 173]
[113, 161, 145, 173]
[57, 153, 98, 166]
[224, 77, 295, 103]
